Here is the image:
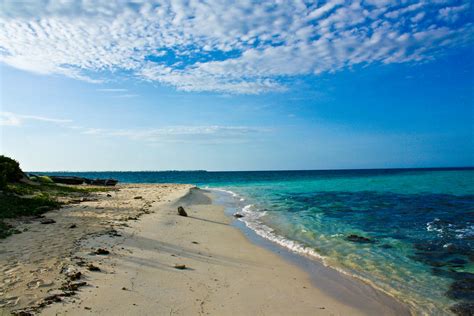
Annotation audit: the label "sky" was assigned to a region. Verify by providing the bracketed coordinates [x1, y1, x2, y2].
[0, 0, 473, 171]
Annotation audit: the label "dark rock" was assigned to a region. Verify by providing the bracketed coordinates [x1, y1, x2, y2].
[40, 218, 56, 224]
[107, 194, 112, 197]
[192, 241, 199, 244]
[61, 281, 87, 291]
[174, 264, 186, 270]
[44, 294, 63, 303]
[14, 311, 34, 316]
[50, 176, 86, 185]
[447, 277, 474, 300]
[122, 287, 128, 291]
[134, 196, 142, 199]
[346, 234, 372, 243]
[95, 248, 110, 255]
[450, 302, 474, 316]
[233, 213, 244, 218]
[67, 271, 82, 281]
[449, 258, 468, 265]
[90, 179, 118, 186]
[87, 264, 101, 272]
[177, 206, 188, 217]
[107, 229, 121, 237]
[69, 224, 77, 229]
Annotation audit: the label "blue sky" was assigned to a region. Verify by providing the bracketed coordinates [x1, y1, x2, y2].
[0, 0, 473, 171]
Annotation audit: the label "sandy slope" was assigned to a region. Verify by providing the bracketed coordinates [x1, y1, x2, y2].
[0, 184, 191, 315]
[38, 186, 409, 316]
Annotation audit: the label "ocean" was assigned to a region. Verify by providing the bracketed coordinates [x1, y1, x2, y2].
[36, 168, 474, 314]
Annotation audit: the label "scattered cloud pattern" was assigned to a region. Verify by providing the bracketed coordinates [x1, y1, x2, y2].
[1, 0, 472, 93]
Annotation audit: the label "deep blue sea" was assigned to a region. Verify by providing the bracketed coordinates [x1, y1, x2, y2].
[35, 168, 474, 314]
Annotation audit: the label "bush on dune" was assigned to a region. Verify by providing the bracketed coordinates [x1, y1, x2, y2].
[0, 155, 113, 238]
[0, 155, 24, 189]
[37, 175, 54, 183]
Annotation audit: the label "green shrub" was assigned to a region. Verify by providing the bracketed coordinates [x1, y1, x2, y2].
[0, 155, 24, 189]
[37, 176, 54, 183]
[0, 194, 61, 219]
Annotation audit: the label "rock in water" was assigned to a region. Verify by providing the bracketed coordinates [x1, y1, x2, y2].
[177, 206, 188, 217]
[450, 302, 474, 316]
[447, 276, 474, 300]
[346, 234, 372, 243]
[233, 213, 244, 218]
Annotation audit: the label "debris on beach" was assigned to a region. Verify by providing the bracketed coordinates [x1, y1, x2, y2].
[233, 213, 244, 218]
[62, 266, 82, 280]
[94, 248, 110, 255]
[61, 281, 87, 291]
[177, 206, 188, 217]
[87, 264, 101, 272]
[134, 196, 142, 199]
[174, 264, 187, 270]
[40, 218, 56, 224]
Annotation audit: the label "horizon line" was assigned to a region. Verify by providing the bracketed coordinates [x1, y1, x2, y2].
[27, 166, 474, 173]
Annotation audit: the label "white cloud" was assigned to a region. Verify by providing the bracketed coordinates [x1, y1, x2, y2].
[438, 4, 470, 23]
[0, 0, 472, 94]
[0, 111, 267, 144]
[0, 111, 72, 126]
[81, 125, 270, 144]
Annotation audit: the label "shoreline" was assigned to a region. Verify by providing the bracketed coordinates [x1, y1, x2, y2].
[212, 188, 411, 315]
[211, 188, 415, 314]
[2, 184, 410, 315]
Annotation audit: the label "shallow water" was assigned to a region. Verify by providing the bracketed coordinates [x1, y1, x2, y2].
[36, 168, 474, 314]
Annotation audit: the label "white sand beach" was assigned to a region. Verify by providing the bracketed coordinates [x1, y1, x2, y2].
[1, 184, 409, 315]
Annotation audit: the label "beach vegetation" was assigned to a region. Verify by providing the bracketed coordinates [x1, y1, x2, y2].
[0, 155, 112, 238]
[37, 175, 54, 183]
[0, 155, 24, 190]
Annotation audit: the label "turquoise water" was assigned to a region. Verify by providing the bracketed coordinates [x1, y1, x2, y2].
[36, 168, 474, 314]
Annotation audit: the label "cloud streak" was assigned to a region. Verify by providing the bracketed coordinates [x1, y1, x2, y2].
[1, 111, 268, 144]
[81, 125, 270, 144]
[0, 111, 72, 126]
[1, 0, 472, 93]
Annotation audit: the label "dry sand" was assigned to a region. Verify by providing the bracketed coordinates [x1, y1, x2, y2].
[1, 184, 410, 315]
